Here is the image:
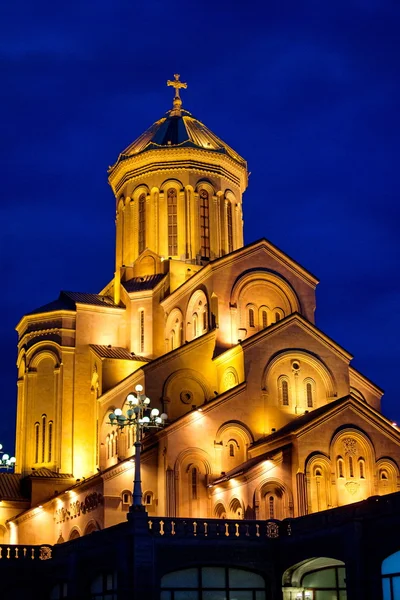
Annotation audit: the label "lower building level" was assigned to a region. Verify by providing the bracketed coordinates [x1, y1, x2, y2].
[2, 491, 400, 599]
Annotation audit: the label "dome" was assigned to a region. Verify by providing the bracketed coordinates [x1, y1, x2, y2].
[110, 75, 246, 172]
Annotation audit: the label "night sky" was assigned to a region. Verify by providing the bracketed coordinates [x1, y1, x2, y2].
[1, 1, 399, 455]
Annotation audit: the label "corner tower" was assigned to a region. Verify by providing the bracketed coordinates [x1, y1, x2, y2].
[108, 75, 248, 302]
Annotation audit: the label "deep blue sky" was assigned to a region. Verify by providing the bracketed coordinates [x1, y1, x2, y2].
[1, 1, 399, 455]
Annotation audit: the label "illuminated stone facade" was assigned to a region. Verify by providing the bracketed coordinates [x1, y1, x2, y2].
[3, 80, 400, 551]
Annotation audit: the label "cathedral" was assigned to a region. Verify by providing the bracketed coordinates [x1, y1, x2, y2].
[1, 76, 400, 599]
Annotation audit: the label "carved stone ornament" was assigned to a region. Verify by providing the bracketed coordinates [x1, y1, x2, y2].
[345, 481, 360, 495]
[180, 390, 193, 404]
[342, 437, 357, 456]
[39, 546, 52, 560]
[266, 522, 279, 538]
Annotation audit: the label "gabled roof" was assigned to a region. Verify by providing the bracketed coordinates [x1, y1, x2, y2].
[0, 473, 28, 501]
[29, 468, 73, 479]
[26, 291, 122, 316]
[90, 345, 151, 362]
[123, 274, 166, 293]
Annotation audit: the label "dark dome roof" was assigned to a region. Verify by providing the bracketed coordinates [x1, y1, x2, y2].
[112, 108, 246, 169]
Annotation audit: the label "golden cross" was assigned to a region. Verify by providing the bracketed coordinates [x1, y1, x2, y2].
[167, 74, 187, 113]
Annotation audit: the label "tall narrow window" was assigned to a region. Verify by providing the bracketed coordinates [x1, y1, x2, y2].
[306, 382, 313, 408]
[282, 380, 289, 406]
[42, 415, 46, 462]
[170, 329, 175, 350]
[337, 458, 344, 478]
[359, 459, 365, 479]
[268, 496, 275, 519]
[106, 435, 110, 459]
[139, 310, 144, 353]
[349, 456, 354, 478]
[138, 193, 146, 254]
[227, 201, 233, 253]
[249, 308, 255, 327]
[229, 443, 235, 457]
[34, 423, 39, 463]
[167, 189, 178, 256]
[203, 308, 207, 331]
[48, 421, 53, 462]
[191, 467, 198, 500]
[262, 310, 268, 328]
[199, 190, 210, 258]
[193, 314, 198, 338]
[275, 312, 281, 323]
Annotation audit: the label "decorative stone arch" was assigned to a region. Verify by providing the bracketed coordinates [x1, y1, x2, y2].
[84, 519, 101, 536]
[131, 183, 151, 199]
[229, 496, 244, 519]
[282, 557, 346, 600]
[185, 288, 209, 341]
[230, 269, 301, 317]
[350, 386, 367, 403]
[220, 366, 239, 392]
[376, 457, 399, 494]
[117, 196, 125, 213]
[215, 420, 254, 447]
[330, 427, 376, 503]
[214, 502, 227, 519]
[68, 527, 81, 541]
[27, 345, 61, 371]
[174, 447, 213, 518]
[165, 307, 184, 351]
[160, 178, 184, 193]
[254, 477, 294, 520]
[17, 350, 26, 378]
[262, 349, 337, 400]
[163, 368, 213, 410]
[305, 452, 333, 512]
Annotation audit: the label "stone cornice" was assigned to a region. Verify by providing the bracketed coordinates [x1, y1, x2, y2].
[16, 310, 76, 336]
[108, 146, 247, 195]
[349, 365, 384, 396]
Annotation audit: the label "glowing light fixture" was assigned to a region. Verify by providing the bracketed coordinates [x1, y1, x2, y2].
[108, 386, 168, 512]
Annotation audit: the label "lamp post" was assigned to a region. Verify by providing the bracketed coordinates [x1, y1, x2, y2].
[0, 444, 16, 470]
[108, 385, 167, 511]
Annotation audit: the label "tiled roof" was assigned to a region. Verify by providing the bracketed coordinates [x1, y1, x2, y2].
[123, 274, 166, 293]
[62, 291, 121, 308]
[26, 291, 122, 316]
[0, 474, 28, 501]
[90, 345, 151, 362]
[29, 468, 73, 479]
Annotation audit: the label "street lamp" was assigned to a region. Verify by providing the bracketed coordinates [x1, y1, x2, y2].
[108, 385, 167, 511]
[0, 444, 16, 470]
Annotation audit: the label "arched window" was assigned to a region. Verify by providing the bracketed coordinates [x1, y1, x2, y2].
[268, 496, 275, 519]
[359, 458, 365, 479]
[139, 310, 144, 353]
[262, 310, 268, 328]
[282, 380, 289, 406]
[306, 382, 313, 408]
[138, 193, 146, 254]
[191, 467, 198, 500]
[275, 312, 281, 323]
[199, 190, 210, 259]
[48, 421, 53, 463]
[167, 188, 178, 256]
[337, 458, 344, 478]
[227, 201, 233, 253]
[380, 469, 388, 480]
[34, 423, 39, 463]
[248, 308, 255, 328]
[41, 415, 46, 463]
[106, 435, 111, 460]
[170, 329, 175, 350]
[314, 467, 322, 477]
[229, 443, 235, 457]
[348, 455, 354, 478]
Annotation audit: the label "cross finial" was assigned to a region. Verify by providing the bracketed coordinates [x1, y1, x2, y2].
[167, 74, 187, 115]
